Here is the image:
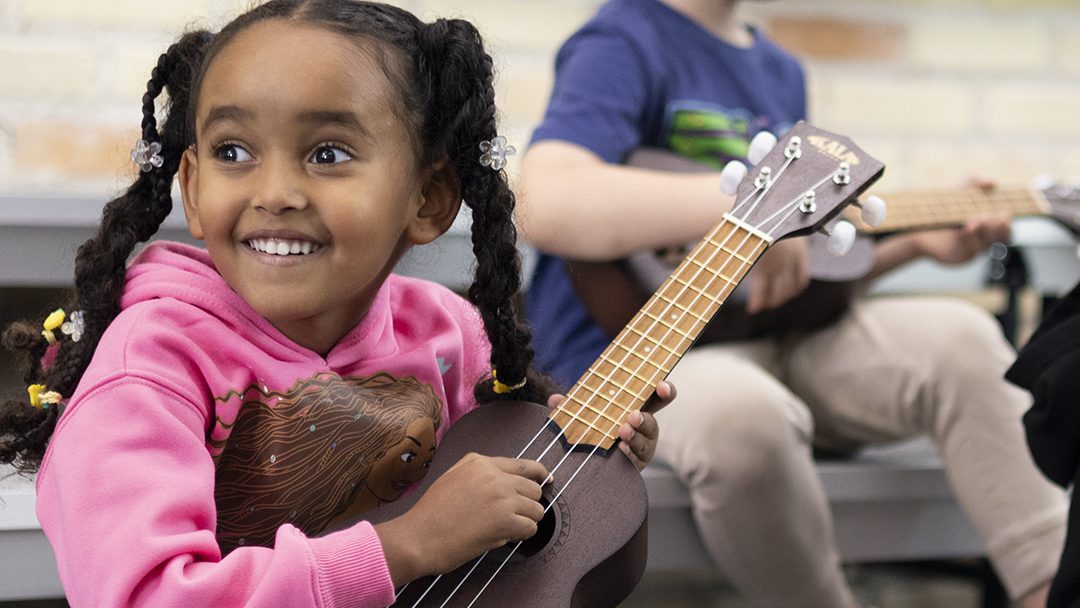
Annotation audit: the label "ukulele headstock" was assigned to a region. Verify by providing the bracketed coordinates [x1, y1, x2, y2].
[731, 121, 885, 243]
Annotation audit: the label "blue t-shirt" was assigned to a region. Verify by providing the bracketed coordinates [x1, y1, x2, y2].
[525, 0, 807, 389]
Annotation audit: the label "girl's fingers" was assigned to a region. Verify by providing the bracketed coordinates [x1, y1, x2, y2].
[643, 380, 676, 414]
[494, 457, 550, 485]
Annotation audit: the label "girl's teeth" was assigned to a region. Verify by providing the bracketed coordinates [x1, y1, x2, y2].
[249, 238, 320, 256]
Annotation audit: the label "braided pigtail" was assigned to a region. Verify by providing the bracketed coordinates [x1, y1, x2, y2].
[415, 19, 557, 405]
[0, 30, 213, 475]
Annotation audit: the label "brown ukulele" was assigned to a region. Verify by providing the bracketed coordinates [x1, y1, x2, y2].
[569, 148, 1080, 343]
[329, 122, 884, 607]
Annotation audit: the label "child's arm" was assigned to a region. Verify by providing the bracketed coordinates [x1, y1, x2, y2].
[518, 140, 733, 260]
[867, 216, 1012, 280]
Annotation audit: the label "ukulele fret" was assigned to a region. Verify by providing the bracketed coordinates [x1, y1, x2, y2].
[701, 239, 754, 265]
[651, 294, 712, 325]
[553, 402, 621, 441]
[571, 395, 628, 427]
[613, 327, 679, 363]
[579, 367, 649, 404]
[601, 343, 672, 376]
[637, 310, 698, 340]
[665, 275, 730, 305]
[590, 354, 658, 388]
[680, 259, 742, 293]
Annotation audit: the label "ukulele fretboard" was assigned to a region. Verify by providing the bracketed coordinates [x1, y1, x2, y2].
[550, 218, 769, 448]
[850, 187, 1049, 233]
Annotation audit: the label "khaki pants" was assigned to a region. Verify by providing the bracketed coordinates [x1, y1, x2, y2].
[655, 296, 1067, 608]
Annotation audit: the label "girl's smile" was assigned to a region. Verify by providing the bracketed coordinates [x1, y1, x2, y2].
[243, 233, 325, 261]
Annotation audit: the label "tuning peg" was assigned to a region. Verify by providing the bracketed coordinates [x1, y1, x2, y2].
[856, 195, 887, 228]
[719, 160, 748, 196]
[747, 131, 778, 165]
[823, 220, 857, 256]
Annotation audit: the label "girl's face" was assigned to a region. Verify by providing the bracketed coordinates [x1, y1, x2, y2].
[180, 20, 458, 354]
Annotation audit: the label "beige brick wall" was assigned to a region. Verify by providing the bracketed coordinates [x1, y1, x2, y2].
[0, 0, 1077, 195]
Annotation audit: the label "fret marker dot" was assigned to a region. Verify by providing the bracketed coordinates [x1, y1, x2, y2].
[609, 389, 616, 395]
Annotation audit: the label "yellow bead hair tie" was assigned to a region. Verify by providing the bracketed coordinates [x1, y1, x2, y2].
[28, 384, 62, 409]
[41, 309, 66, 345]
[492, 369, 527, 394]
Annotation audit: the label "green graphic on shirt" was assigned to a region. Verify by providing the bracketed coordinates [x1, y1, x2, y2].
[665, 107, 752, 169]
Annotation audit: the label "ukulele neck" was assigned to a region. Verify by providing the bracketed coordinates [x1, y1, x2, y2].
[549, 216, 770, 448]
[857, 187, 1047, 233]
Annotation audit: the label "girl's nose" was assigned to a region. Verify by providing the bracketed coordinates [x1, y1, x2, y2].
[252, 158, 309, 213]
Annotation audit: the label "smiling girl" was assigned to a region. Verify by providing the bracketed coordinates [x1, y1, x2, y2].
[0, 2, 666, 606]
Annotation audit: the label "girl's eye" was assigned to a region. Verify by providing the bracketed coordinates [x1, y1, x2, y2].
[214, 144, 252, 163]
[400, 451, 416, 463]
[311, 145, 353, 165]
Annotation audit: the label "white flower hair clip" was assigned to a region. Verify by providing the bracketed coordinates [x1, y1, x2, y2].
[479, 136, 516, 171]
[131, 139, 164, 173]
[61, 310, 84, 343]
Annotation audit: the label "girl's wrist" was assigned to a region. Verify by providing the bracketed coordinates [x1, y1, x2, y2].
[375, 517, 429, 586]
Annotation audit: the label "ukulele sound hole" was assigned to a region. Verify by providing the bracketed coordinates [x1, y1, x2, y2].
[490, 494, 558, 562]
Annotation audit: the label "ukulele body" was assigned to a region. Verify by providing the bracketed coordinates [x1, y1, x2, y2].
[354, 400, 648, 608]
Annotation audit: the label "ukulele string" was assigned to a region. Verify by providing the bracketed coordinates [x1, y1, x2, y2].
[754, 171, 841, 234]
[730, 152, 798, 221]
[446, 156, 817, 607]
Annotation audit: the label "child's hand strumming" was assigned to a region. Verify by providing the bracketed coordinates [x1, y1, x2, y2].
[376, 453, 549, 585]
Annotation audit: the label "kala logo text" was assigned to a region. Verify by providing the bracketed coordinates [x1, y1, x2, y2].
[806, 135, 861, 166]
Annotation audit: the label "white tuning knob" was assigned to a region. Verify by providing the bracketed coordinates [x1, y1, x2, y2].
[719, 160, 748, 196]
[747, 131, 779, 165]
[825, 220, 857, 256]
[858, 195, 888, 228]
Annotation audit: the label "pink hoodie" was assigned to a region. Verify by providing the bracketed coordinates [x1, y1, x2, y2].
[35, 241, 491, 607]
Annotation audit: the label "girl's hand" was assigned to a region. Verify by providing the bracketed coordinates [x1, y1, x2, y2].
[547, 380, 676, 471]
[376, 453, 549, 585]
